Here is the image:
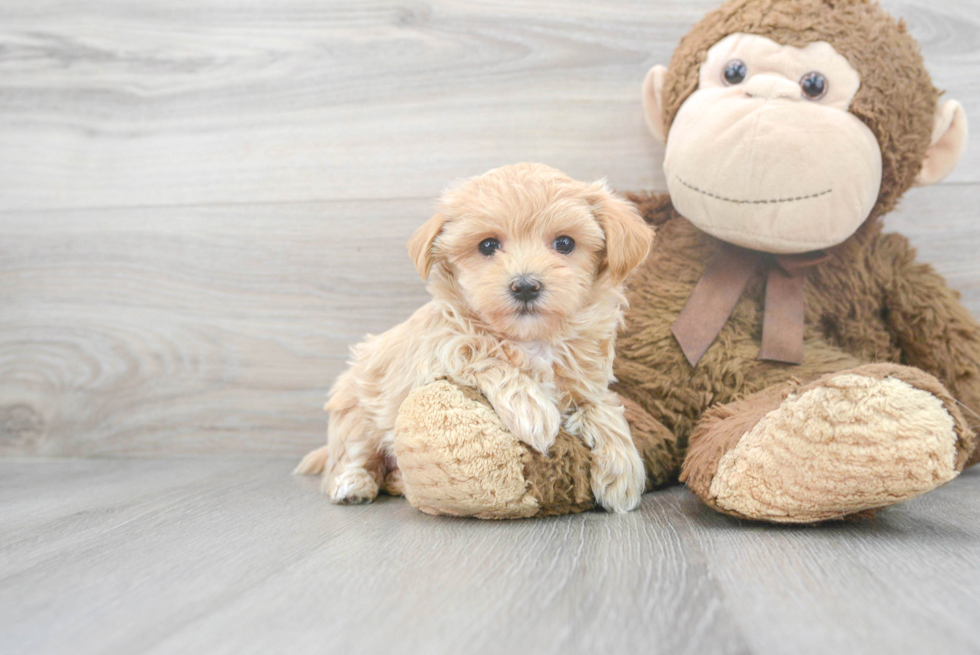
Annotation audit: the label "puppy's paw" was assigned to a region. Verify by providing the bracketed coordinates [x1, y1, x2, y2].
[325, 468, 379, 504]
[384, 467, 404, 497]
[494, 385, 561, 454]
[590, 443, 645, 513]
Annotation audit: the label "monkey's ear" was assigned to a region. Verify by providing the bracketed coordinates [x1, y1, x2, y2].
[915, 99, 968, 187]
[407, 213, 448, 280]
[642, 65, 669, 143]
[590, 184, 655, 283]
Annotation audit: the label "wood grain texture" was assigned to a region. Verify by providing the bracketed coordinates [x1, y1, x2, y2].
[3, 3, 980, 652]
[887, 184, 980, 309]
[678, 470, 980, 654]
[1, 0, 979, 458]
[0, 199, 431, 456]
[0, 0, 978, 213]
[2, 457, 979, 655]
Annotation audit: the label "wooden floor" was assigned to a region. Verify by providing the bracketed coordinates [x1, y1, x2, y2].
[3, 0, 980, 653]
[1, 458, 979, 655]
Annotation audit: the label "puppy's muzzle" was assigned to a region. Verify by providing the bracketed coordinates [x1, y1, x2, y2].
[510, 276, 542, 304]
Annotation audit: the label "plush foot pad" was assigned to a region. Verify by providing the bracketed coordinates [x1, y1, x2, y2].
[394, 380, 541, 518]
[690, 365, 972, 523]
[394, 380, 597, 519]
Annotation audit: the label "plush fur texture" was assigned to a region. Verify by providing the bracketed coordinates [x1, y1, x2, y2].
[660, 32, 883, 254]
[391, 0, 980, 522]
[395, 381, 542, 519]
[395, 380, 681, 518]
[396, 381, 597, 518]
[685, 363, 972, 522]
[659, 0, 939, 221]
[297, 163, 654, 513]
[618, 194, 980, 465]
[710, 375, 957, 521]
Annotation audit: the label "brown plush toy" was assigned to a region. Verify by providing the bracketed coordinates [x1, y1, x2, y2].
[393, 0, 980, 522]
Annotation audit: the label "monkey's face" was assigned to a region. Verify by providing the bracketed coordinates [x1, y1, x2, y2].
[658, 34, 883, 254]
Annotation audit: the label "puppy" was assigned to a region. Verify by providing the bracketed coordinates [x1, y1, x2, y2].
[295, 163, 654, 512]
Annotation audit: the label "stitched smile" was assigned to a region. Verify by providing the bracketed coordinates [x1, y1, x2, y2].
[676, 175, 833, 205]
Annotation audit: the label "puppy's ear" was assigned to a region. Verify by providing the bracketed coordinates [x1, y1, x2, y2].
[407, 212, 448, 280]
[589, 184, 654, 283]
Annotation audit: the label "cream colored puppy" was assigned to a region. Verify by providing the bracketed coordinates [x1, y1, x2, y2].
[296, 163, 654, 512]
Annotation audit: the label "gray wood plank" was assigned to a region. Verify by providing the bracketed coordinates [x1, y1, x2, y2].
[2, 458, 980, 655]
[2, 184, 978, 457]
[0, 199, 430, 457]
[887, 183, 980, 309]
[0, 457, 749, 655]
[0, 0, 977, 213]
[677, 468, 980, 655]
[0, 458, 270, 575]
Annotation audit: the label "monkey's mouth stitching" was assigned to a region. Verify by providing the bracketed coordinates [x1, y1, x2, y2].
[676, 176, 832, 205]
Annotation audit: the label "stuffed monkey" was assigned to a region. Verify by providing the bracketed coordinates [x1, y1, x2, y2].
[394, 0, 980, 522]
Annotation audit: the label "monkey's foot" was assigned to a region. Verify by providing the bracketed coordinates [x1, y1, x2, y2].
[394, 380, 595, 519]
[682, 364, 974, 523]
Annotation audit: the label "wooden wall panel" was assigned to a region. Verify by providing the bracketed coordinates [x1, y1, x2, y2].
[0, 0, 977, 212]
[0, 0, 978, 456]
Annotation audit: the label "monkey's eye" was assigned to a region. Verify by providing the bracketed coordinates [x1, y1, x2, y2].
[723, 59, 747, 85]
[553, 235, 575, 254]
[800, 72, 828, 100]
[478, 238, 501, 256]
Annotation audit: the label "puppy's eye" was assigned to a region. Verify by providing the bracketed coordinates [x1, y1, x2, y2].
[478, 238, 501, 256]
[553, 235, 575, 254]
[723, 59, 747, 85]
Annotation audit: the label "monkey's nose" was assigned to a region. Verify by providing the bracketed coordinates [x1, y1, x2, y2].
[744, 74, 800, 101]
[510, 277, 542, 303]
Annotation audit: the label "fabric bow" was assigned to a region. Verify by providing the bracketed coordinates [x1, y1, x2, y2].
[671, 244, 831, 367]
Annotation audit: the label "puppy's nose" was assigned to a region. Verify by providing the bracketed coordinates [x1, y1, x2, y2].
[510, 277, 542, 303]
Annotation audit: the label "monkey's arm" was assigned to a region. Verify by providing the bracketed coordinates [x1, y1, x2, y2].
[876, 232, 980, 458]
[623, 191, 677, 227]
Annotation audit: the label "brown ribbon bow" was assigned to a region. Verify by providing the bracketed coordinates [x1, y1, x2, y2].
[671, 244, 831, 367]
